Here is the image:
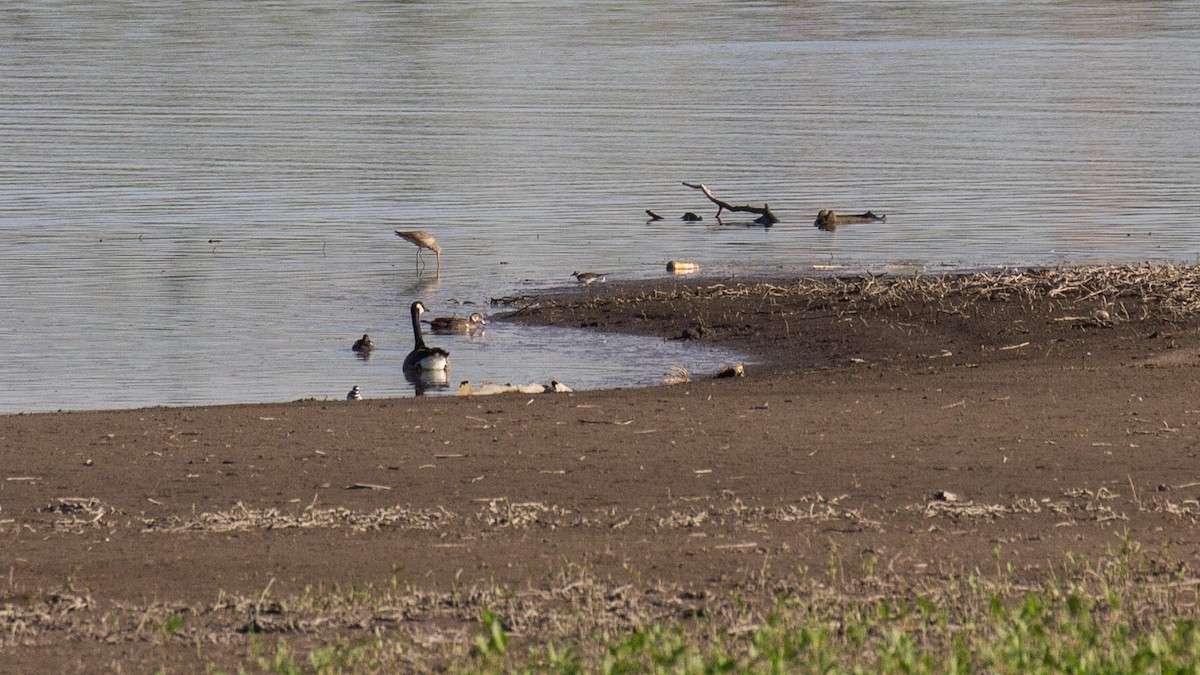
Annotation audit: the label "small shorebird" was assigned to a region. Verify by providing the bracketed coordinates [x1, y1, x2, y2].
[424, 312, 487, 334]
[572, 271, 606, 285]
[351, 334, 374, 353]
[347, 385, 362, 400]
[404, 301, 450, 372]
[394, 230, 442, 273]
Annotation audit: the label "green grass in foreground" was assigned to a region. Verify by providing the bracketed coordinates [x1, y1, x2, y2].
[242, 541, 1200, 674]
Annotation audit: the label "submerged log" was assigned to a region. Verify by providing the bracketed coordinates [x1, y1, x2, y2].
[682, 182, 779, 225]
[646, 209, 705, 222]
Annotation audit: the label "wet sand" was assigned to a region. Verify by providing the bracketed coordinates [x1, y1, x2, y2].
[5, 266, 1200, 670]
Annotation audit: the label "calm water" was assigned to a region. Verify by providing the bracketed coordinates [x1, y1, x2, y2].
[2, 1, 1199, 413]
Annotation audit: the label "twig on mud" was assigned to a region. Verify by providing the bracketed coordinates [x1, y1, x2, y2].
[663, 365, 690, 385]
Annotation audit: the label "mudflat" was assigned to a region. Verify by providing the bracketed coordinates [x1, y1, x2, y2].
[5, 266, 1200, 671]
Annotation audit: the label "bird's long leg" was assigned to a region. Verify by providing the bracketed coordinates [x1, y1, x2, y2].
[415, 249, 423, 269]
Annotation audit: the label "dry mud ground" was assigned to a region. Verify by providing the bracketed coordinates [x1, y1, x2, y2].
[5, 266, 1200, 671]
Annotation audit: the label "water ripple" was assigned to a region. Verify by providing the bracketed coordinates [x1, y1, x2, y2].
[2, 0, 1199, 411]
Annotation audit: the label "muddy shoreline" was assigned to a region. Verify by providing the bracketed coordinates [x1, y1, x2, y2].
[5, 265, 1200, 670]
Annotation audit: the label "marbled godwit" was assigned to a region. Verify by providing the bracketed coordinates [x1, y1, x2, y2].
[423, 312, 486, 334]
[394, 230, 441, 273]
[403, 301, 450, 372]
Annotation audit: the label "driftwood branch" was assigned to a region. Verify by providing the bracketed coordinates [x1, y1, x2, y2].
[682, 182, 779, 225]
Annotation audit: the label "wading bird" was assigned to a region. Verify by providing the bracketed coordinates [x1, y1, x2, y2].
[394, 230, 442, 273]
[572, 271, 606, 285]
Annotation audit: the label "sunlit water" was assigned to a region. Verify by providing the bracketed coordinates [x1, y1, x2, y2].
[2, 1, 1199, 413]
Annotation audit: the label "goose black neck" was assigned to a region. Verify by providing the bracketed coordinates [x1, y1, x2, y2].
[411, 303, 427, 349]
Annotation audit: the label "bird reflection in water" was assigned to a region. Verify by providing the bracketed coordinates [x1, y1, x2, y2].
[405, 368, 450, 396]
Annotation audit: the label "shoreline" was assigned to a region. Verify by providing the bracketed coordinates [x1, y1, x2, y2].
[11, 263, 1200, 417]
[6, 263, 1200, 669]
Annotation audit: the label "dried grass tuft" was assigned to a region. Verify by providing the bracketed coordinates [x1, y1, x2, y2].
[499, 263, 1200, 320]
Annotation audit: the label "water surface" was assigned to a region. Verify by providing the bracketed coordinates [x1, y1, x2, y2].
[2, 1, 1198, 412]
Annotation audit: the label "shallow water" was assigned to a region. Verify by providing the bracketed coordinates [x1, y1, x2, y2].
[2, 1, 1199, 412]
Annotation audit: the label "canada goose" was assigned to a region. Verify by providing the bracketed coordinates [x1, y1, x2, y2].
[347, 385, 362, 400]
[351, 334, 374, 353]
[404, 301, 450, 372]
[394, 230, 442, 273]
[424, 312, 487, 334]
[572, 271, 606, 285]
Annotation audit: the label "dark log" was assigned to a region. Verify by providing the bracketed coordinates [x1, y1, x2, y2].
[682, 182, 779, 225]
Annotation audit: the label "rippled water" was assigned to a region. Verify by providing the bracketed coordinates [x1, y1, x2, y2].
[2, 1, 1199, 412]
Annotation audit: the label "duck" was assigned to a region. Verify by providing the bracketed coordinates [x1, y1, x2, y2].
[814, 209, 887, 232]
[423, 312, 487, 334]
[403, 301, 450, 372]
[572, 271, 607, 285]
[351, 334, 374, 353]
